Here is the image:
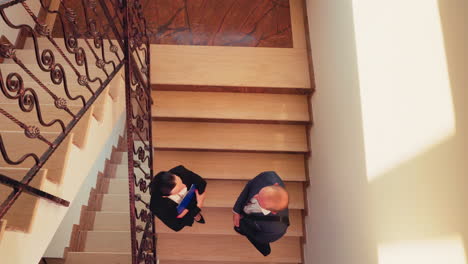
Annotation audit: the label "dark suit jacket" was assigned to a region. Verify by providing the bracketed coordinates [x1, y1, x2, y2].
[149, 165, 207, 231]
[233, 171, 289, 243]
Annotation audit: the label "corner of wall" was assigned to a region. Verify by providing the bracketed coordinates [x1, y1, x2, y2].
[44, 114, 126, 258]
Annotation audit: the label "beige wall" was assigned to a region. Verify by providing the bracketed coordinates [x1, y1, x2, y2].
[0, 2, 41, 43]
[304, 0, 376, 263]
[305, 0, 468, 263]
[44, 115, 125, 258]
[0, 75, 126, 264]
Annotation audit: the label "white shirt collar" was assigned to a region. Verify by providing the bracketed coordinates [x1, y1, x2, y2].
[243, 197, 271, 215]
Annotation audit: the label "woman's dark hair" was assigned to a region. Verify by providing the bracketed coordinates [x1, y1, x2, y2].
[150, 171, 176, 196]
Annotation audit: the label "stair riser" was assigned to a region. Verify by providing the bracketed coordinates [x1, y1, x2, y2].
[152, 45, 311, 90]
[154, 151, 307, 181]
[65, 252, 131, 264]
[106, 164, 130, 179]
[83, 232, 130, 252]
[81, 232, 302, 262]
[92, 209, 303, 236]
[157, 234, 302, 263]
[160, 262, 301, 264]
[92, 213, 130, 231]
[152, 91, 310, 123]
[153, 121, 309, 153]
[100, 195, 146, 212]
[110, 152, 128, 165]
[108, 151, 307, 182]
[66, 253, 296, 264]
[101, 182, 304, 210]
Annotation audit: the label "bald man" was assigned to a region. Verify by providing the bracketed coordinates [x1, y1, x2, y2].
[232, 171, 290, 256]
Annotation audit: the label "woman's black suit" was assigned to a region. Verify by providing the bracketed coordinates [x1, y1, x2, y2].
[149, 165, 207, 231]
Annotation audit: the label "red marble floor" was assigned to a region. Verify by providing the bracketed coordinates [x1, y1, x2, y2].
[52, 0, 293, 48]
[144, 0, 293, 48]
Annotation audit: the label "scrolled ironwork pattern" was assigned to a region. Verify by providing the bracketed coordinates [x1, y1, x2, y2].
[121, 0, 156, 263]
[0, 0, 125, 233]
[0, 0, 156, 262]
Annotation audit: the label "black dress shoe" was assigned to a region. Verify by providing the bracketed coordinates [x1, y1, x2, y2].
[194, 213, 206, 224]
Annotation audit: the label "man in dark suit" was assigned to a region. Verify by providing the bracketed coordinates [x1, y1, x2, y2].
[232, 171, 290, 256]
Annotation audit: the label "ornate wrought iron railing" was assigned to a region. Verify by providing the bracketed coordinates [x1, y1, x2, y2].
[0, 0, 155, 263]
[0, 0, 125, 215]
[120, 0, 155, 263]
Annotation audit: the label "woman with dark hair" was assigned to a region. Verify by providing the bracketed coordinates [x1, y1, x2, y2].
[149, 165, 207, 231]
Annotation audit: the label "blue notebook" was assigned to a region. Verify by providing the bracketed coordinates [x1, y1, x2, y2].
[176, 184, 197, 214]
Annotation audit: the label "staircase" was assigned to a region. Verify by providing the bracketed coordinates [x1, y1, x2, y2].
[152, 90, 310, 263]
[63, 87, 310, 263]
[0, 36, 126, 263]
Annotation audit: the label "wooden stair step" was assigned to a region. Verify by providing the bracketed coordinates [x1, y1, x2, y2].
[82, 231, 130, 252]
[154, 150, 306, 181]
[101, 180, 304, 210]
[161, 261, 300, 264]
[153, 121, 309, 153]
[0, 104, 82, 132]
[108, 150, 306, 181]
[80, 232, 301, 262]
[65, 252, 297, 264]
[0, 168, 48, 232]
[92, 208, 303, 237]
[100, 194, 135, 211]
[157, 208, 303, 237]
[110, 151, 128, 165]
[65, 252, 131, 264]
[105, 179, 129, 194]
[92, 212, 129, 231]
[0, 82, 93, 105]
[157, 233, 302, 263]
[151, 45, 311, 91]
[152, 91, 310, 123]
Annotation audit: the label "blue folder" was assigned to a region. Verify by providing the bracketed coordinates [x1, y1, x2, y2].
[176, 184, 197, 214]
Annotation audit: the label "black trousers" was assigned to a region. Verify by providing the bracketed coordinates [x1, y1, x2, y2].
[234, 219, 271, 256]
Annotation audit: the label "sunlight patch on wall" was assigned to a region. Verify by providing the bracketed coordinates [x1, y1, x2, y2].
[378, 235, 466, 264]
[352, 0, 455, 181]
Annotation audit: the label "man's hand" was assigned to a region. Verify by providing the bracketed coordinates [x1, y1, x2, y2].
[196, 189, 206, 208]
[233, 212, 241, 227]
[176, 209, 189, 218]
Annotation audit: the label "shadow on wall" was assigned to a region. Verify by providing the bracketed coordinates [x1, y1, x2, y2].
[306, 0, 468, 264]
[305, 0, 377, 263]
[369, 1, 468, 263]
